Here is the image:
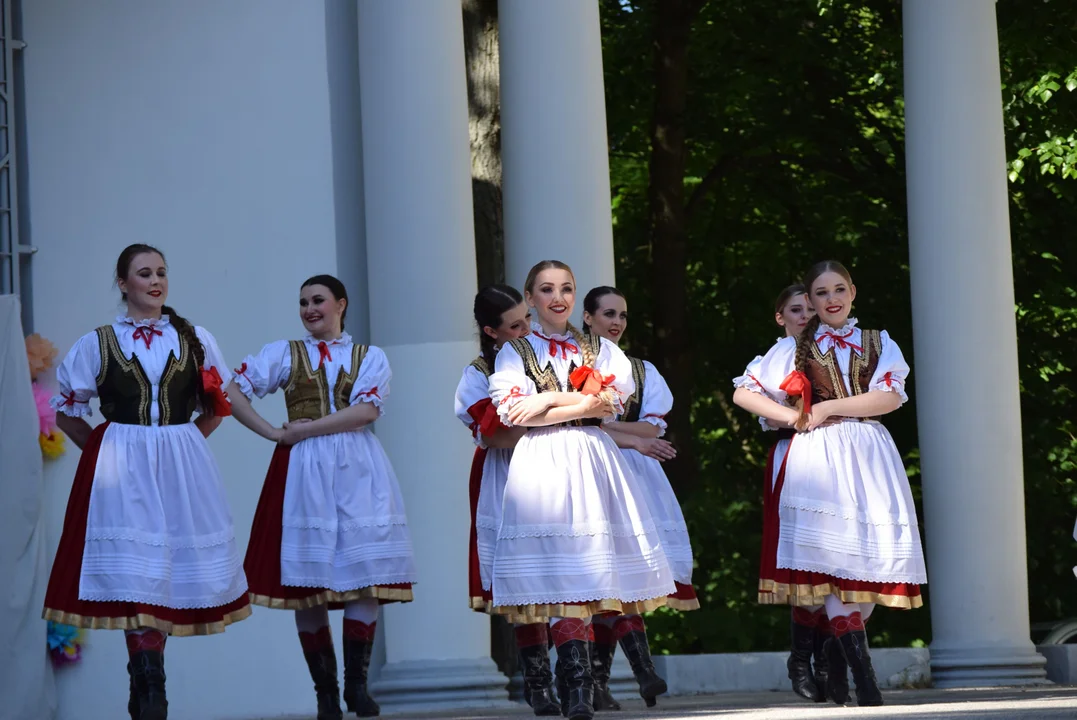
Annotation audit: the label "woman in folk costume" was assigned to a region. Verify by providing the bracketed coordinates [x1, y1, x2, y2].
[739, 284, 836, 703]
[732, 260, 926, 707]
[43, 244, 250, 720]
[579, 285, 699, 711]
[453, 285, 562, 716]
[488, 260, 676, 720]
[227, 275, 416, 720]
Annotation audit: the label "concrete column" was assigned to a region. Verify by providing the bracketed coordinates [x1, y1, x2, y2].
[903, 0, 1047, 687]
[357, 0, 513, 712]
[498, 0, 616, 311]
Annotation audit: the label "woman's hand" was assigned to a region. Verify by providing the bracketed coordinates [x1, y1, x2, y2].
[805, 401, 836, 432]
[635, 437, 677, 462]
[507, 394, 554, 425]
[278, 418, 312, 446]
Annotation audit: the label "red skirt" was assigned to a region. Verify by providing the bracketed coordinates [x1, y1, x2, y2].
[757, 436, 922, 609]
[42, 422, 252, 636]
[245, 445, 413, 610]
[468, 447, 493, 611]
[667, 581, 700, 611]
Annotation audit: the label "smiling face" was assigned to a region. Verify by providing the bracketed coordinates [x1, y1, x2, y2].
[584, 292, 628, 345]
[776, 293, 814, 337]
[117, 251, 168, 317]
[299, 283, 347, 339]
[483, 301, 531, 349]
[808, 271, 856, 329]
[525, 268, 576, 333]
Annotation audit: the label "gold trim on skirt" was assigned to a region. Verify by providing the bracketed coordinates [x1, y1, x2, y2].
[665, 596, 701, 612]
[492, 596, 668, 622]
[757, 579, 923, 610]
[250, 585, 414, 610]
[42, 604, 252, 638]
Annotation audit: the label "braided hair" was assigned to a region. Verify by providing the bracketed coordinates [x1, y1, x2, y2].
[473, 284, 524, 361]
[792, 260, 852, 426]
[115, 244, 215, 416]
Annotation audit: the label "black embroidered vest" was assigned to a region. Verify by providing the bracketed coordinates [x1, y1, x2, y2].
[284, 341, 369, 422]
[95, 325, 198, 426]
[506, 334, 604, 428]
[620, 356, 648, 423]
[469, 354, 493, 379]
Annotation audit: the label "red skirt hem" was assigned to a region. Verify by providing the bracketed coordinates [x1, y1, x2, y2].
[467, 447, 493, 611]
[42, 422, 252, 636]
[244, 444, 413, 609]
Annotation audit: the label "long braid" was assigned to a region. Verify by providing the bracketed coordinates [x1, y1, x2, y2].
[163, 305, 214, 417]
[479, 332, 497, 365]
[566, 322, 595, 369]
[792, 314, 822, 426]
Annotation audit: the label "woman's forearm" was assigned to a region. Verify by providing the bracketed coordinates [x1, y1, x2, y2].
[295, 402, 379, 440]
[194, 414, 224, 438]
[821, 391, 903, 419]
[56, 414, 94, 450]
[733, 387, 797, 425]
[516, 402, 609, 428]
[483, 426, 528, 449]
[605, 420, 662, 439]
[225, 381, 281, 441]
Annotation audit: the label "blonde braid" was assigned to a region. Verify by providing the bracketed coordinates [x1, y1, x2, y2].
[566, 322, 595, 368]
[792, 315, 822, 427]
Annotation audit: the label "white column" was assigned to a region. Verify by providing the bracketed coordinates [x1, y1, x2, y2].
[498, 0, 616, 310]
[903, 0, 1047, 687]
[357, 0, 513, 712]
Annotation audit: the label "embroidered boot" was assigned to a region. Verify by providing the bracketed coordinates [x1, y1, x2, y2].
[824, 635, 850, 705]
[588, 640, 621, 711]
[128, 650, 167, 720]
[836, 630, 884, 706]
[555, 639, 594, 720]
[812, 626, 830, 702]
[617, 629, 667, 707]
[343, 637, 380, 717]
[788, 618, 822, 702]
[302, 644, 344, 720]
[126, 662, 139, 720]
[518, 642, 561, 715]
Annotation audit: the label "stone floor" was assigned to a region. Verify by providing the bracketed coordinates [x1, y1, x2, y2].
[271, 686, 1077, 719]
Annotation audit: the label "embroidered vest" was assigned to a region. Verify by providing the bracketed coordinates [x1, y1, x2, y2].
[507, 334, 604, 428]
[283, 341, 369, 422]
[804, 329, 883, 420]
[469, 354, 493, 379]
[620, 356, 648, 423]
[95, 325, 198, 426]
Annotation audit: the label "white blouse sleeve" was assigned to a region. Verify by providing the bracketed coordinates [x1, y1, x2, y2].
[349, 345, 390, 412]
[196, 326, 232, 386]
[869, 330, 910, 404]
[489, 342, 537, 427]
[731, 338, 797, 400]
[455, 364, 498, 448]
[50, 331, 101, 418]
[638, 361, 673, 436]
[232, 340, 292, 400]
[595, 337, 634, 415]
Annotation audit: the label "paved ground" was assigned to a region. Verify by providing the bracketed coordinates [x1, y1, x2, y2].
[271, 686, 1077, 719]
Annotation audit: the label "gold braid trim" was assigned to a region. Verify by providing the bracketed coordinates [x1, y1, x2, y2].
[43, 604, 252, 638]
[249, 585, 413, 610]
[490, 596, 669, 622]
[332, 343, 369, 411]
[621, 356, 647, 422]
[157, 332, 190, 426]
[284, 340, 330, 421]
[469, 355, 492, 378]
[757, 578, 923, 610]
[97, 326, 152, 425]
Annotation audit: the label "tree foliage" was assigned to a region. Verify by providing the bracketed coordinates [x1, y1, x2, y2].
[598, 0, 1077, 652]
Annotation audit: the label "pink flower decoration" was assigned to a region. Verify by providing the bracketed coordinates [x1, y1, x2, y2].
[33, 382, 57, 435]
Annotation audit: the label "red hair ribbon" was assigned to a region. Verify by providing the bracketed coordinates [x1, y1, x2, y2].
[569, 366, 615, 396]
[200, 366, 233, 417]
[779, 370, 812, 415]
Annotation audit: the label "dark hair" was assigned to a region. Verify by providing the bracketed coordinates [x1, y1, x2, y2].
[473, 284, 524, 360]
[582, 285, 626, 334]
[301, 274, 349, 330]
[521, 260, 597, 369]
[793, 261, 853, 425]
[115, 243, 215, 416]
[775, 284, 807, 315]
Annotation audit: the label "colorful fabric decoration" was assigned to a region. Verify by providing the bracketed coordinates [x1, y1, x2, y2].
[46, 621, 83, 667]
[26, 333, 66, 461]
[200, 366, 233, 417]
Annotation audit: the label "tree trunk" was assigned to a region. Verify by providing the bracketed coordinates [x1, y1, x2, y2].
[463, 0, 504, 289]
[648, 1, 697, 494]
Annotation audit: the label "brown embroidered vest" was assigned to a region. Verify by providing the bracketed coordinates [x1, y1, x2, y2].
[620, 356, 648, 423]
[507, 334, 604, 428]
[804, 328, 883, 420]
[283, 340, 369, 422]
[95, 325, 198, 426]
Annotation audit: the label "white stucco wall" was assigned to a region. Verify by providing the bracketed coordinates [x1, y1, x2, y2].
[22, 2, 357, 718]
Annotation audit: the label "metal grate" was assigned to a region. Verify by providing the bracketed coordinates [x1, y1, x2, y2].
[0, 0, 29, 300]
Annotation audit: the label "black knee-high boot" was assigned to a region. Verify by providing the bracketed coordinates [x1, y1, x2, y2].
[588, 640, 621, 711]
[518, 642, 561, 716]
[787, 618, 822, 702]
[302, 643, 344, 720]
[128, 650, 167, 720]
[811, 626, 830, 702]
[836, 630, 883, 706]
[343, 637, 380, 717]
[555, 639, 594, 720]
[824, 634, 850, 705]
[617, 628, 667, 707]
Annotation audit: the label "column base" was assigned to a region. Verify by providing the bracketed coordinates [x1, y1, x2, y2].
[368, 657, 517, 713]
[930, 645, 1050, 688]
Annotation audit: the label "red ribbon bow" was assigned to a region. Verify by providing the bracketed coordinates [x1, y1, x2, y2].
[817, 329, 863, 354]
[533, 332, 579, 361]
[779, 370, 812, 415]
[200, 366, 233, 417]
[569, 366, 615, 396]
[357, 387, 380, 400]
[130, 324, 163, 349]
[316, 341, 333, 368]
[499, 386, 528, 406]
[467, 398, 506, 439]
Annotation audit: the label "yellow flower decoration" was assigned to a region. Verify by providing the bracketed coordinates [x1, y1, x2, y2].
[39, 431, 66, 460]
